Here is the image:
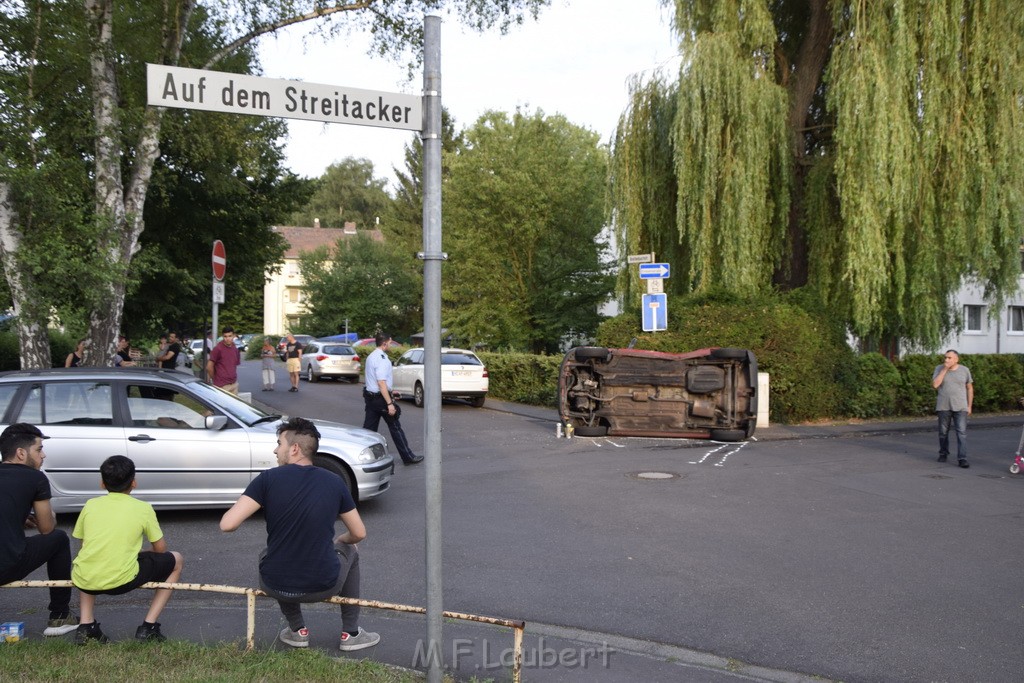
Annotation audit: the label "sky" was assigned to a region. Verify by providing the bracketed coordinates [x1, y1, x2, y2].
[256, 0, 681, 187]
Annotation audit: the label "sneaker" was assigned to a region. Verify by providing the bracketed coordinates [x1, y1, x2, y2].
[43, 614, 79, 636]
[279, 626, 309, 648]
[936, 455, 947, 462]
[74, 622, 110, 645]
[135, 622, 166, 642]
[339, 627, 380, 651]
[958, 459, 970, 468]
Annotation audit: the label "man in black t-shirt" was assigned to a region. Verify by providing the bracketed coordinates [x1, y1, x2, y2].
[0, 423, 77, 636]
[220, 417, 380, 651]
[158, 331, 182, 370]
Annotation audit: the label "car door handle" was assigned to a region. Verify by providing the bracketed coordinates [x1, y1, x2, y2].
[128, 434, 155, 443]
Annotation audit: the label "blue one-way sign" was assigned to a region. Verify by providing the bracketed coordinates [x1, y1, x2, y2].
[642, 293, 668, 332]
[639, 263, 670, 279]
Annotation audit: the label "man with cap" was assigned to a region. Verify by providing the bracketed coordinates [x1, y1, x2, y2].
[0, 423, 77, 635]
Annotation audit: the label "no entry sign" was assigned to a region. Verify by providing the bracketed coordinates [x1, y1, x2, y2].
[212, 240, 226, 281]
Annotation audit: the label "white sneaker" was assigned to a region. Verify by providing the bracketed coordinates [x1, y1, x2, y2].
[339, 627, 380, 651]
[43, 615, 79, 636]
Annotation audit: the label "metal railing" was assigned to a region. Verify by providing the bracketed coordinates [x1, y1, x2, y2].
[3, 580, 526, 682]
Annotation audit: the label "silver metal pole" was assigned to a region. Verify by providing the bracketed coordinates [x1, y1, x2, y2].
[420, 14, 444, 683]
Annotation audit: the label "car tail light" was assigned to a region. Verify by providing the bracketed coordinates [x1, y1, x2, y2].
[316, 354, 329, 361]
[482, 367, 488, 378]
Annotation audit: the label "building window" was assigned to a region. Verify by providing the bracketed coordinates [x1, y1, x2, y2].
[964, 305, 983, 333]
[287, 287, 304, 304]
[1009, 306, 1024, 333]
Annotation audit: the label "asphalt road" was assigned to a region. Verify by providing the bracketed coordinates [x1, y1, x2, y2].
[6, 360, 1024, 682]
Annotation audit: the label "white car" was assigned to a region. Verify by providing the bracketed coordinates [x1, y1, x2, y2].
[391, 347, 488, 408]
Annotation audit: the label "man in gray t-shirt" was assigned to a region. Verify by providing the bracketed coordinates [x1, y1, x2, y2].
[931, 349, 973, 467]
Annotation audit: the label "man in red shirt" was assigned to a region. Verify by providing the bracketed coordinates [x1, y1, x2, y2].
[207, 327, 241, 394]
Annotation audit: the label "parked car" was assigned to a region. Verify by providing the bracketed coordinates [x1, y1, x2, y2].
[352, 338, 377, 349]
[277, 334, 315, 361]
[0, 367, 394, 511]
[558, 346, 758, 441]
[301, 341, 361, 383]
[391, 347, 488, 408]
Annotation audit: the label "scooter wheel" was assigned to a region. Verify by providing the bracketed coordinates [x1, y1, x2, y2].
[1011, 463, 1021, 474]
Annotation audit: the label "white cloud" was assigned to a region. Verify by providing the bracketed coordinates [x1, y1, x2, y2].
[258, 0, 680, 185]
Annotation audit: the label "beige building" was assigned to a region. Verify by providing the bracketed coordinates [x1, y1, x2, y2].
[262, 223, 384, 335]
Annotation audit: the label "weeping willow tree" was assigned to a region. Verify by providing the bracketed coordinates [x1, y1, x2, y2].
[612, 0, 1024, 349]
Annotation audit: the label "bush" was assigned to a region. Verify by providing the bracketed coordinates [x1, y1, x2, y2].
[596, 291, 857, 423]
[847, 352, 901, 418]
[477, 351, 561, 407]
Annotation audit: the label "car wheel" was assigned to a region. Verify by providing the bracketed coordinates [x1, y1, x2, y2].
[574, 424, 608, 437]
[575, 346, 609, 361]
[313, 455, 355, 500]
[709, 429, 746, 442]
[710, 348, 748, 360]
[468, 395, 485, 408]
[414, 382, 424, 408]
[306, 366, 318, 383]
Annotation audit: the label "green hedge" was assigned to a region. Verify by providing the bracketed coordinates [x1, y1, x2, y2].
[847, 352, 901, 418]
[596, 291, 857, 423]
[477, 351, 561, 407]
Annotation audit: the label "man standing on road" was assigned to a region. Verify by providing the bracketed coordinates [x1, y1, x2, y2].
[284, 333, 303, 393]
[207, 327, 241, 394]
[0, 423, 78, 636]
[157, 332, 182, 370]
[362, 333, 422, 465]
[932, 349, 973, 468]
[219, 417, 380, 651]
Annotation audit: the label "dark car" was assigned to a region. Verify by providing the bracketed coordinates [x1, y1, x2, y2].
[558, 346, 757, 441]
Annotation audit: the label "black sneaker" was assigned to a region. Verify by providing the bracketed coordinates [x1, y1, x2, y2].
[958, 459, 970, 468]
[937, 455, 947, 462]
[135, 622, 166, 642]
[75, 622, 110, 645]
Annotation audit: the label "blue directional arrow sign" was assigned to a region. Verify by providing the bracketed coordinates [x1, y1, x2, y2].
[642, 293, 668, 332]
[638, 262, 671, 279]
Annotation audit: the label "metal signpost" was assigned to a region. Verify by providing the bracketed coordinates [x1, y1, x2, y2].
[211, 239, 226, 369]
[635, 258, 670, 332]
[148, 22, 446, 681]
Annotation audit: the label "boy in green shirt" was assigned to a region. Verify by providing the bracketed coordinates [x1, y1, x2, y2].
[72, 455, 184, 644]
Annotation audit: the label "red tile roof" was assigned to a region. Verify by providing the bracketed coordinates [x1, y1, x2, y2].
[273, 225, 384, 259]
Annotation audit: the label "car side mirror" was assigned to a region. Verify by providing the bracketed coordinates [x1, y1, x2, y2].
[205, 415, 228, 430]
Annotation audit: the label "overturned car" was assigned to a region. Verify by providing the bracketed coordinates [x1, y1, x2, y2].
[558, 346, 758, 441]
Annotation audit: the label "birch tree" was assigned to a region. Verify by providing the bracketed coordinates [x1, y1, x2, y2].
[0, 0, 549, 368]
[611, 0, 1024, 348]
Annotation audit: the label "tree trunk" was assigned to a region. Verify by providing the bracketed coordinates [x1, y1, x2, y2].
[0, 182, 52, 369]
[777, 0, 833, 288]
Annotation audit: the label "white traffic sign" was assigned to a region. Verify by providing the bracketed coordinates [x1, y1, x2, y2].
[646, 278, 664, 294]
[642, 293, 668, 332]
[639, 262, 671, 279]
[627, 253, 654, 264]
[212, 282, 225, 304]
[147, 64, 422, 131]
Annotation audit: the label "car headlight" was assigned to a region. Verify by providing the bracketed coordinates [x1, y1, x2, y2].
[354, 443, 386, 463]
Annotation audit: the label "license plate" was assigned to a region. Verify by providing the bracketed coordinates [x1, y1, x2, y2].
[450, 370, 471, 376]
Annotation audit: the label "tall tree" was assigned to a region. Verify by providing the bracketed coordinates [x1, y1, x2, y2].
[444, 109, 613, 353]
[289, 157, 391, 230]
[0, 0, 550, 368]
[299, 234, 422, 338]
[612, 1, 1024, 349]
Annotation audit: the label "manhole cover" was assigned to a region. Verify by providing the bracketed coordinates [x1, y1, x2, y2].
[628, 471, 683, 481]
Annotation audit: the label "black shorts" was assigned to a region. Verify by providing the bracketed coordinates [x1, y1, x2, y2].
[78, 551, 176, 596]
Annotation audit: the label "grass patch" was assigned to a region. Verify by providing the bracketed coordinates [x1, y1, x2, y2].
[0, 640, 432, 682]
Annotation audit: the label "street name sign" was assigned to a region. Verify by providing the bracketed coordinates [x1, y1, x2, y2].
[627, 253, 653, 264]
[642, 293, 668, 332]
[639, 262, 671, 279]
[147, 64, 422, 131]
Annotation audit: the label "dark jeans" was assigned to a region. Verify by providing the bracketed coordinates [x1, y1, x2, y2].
[0, 529, 72, 616]
[260, 543, 361, 633]
[362, 389, 417, 462]
[937, 410, 968, 460]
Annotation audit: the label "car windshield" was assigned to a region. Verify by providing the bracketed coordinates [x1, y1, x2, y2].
[322, 345, 354, 355]
[185, 380, 277, 427]
[441, 352, 481, 366]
